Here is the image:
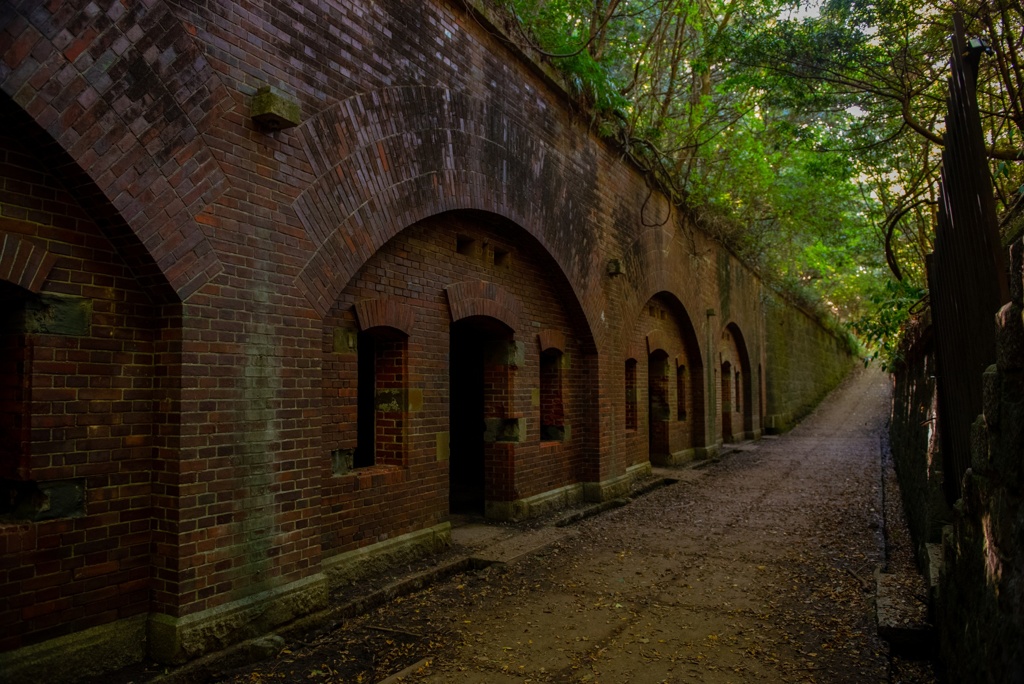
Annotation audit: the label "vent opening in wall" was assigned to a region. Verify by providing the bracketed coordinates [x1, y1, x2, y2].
[494, 247, 511, 269]
[457, 234, 477, 257]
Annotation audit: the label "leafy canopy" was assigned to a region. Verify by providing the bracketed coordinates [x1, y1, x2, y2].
[497, 0, 1024, 365]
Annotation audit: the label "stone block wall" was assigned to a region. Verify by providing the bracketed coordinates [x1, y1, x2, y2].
[933, 239, 1024, 681]
[888, 316, 948, 567]
[763, 292, 857, 433]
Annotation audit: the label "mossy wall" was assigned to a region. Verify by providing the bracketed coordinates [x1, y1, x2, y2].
[763, 293, 857, 433]
[888, 317, 948, 567]
[932, 240, 1024, 681]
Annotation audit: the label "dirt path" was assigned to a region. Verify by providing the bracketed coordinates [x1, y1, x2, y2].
[220, 367, 936, 683]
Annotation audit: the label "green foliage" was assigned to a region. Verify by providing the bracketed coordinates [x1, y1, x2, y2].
[499, 0, 1023, 362]
[505, 0, 629, 112]
[850, 279, 927, 370]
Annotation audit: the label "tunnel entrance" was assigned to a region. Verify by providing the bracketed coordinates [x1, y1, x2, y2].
[449, 316, 512, 515]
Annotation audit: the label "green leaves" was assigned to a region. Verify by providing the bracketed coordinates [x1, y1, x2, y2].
[502, 0, 1022, 360]
[850, 278, 927, 369]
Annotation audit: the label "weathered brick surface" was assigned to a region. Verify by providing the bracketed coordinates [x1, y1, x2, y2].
[0, 0, 855, 670]
[0, 120, 156, 651]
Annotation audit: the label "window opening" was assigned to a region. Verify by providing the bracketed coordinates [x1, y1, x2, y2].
[355, 332, 377, 468]
[676, 364, 687, 420]
[355, 330, 407, 469]
[0, 282, 29, 479]
[540, 349, 564, 441]
[735, 371, 741, 416]
[456, 234, 478, 256]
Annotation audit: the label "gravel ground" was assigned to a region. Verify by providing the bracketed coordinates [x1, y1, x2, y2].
[211, 366, 938, 684]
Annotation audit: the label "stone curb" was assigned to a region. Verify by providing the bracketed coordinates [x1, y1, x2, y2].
[554, 476, 679, 527]
[152, 556, 483, 684]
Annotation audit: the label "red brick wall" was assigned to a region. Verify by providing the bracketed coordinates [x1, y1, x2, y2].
[0, 0, 854, 664]
[719, 325, 751, 442]
[374, 339, 407, 467]
[319, 212, 596, 554]
[625, 359, 638, 432]
[622, 294, 708, 467]
[539, 350, 564, 437]
[0, 121, 156, 651]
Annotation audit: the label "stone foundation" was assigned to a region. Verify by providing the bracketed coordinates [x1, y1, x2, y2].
[0, 615, 147, 684]
[148, 574, 329, 664]
[323, 523, 452, 590]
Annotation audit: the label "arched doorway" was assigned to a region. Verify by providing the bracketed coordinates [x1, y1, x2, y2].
[449, 315, 515, 515]
[720, 323, 754, 442]
[631, 293, 705, 465]
[758, 364, 765, 433]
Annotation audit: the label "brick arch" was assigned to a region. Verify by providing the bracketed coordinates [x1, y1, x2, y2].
[619, 225, 708, 355]
[290, 86, 599, 348]
[1, 2, 233, 301]
[630, 291, 707, 449]
[537, 329, 566, 354]
[445, 280, 522, 332]
[626, 289, 706, 371]
[646, 329, 671, 356]
[722, 320, 754, 437]
[354, 297, 416, 336]
[722, 321, 752, 376]
[0, 234, 57, 293]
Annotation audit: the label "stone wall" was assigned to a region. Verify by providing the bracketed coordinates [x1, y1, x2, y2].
[887, 315, 948, 568]
[763, 293, 858, 433]
[933, 239, 1024, 681]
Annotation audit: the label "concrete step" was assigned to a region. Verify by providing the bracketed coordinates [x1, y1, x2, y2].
[876, 571, 933, 653]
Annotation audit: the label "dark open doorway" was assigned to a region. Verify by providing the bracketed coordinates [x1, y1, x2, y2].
[449, 316, 512, 515]
[721, 361, 733, 442]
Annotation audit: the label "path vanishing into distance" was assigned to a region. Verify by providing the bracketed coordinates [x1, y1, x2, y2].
[210, 367, 936, 684]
